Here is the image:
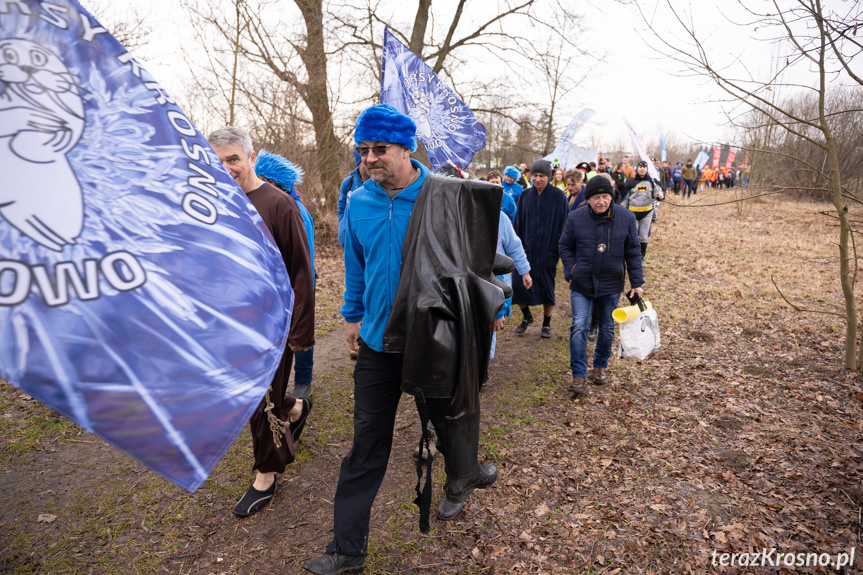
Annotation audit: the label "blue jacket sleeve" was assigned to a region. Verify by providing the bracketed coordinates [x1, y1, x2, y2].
[498, 214, 529, 276]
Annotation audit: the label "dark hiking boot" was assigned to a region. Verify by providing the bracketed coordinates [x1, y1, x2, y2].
[302, 553, 365, 574]
[569, 377, 586, 396]
[587, 325, 598, 342]
[592, 367, 608, 385]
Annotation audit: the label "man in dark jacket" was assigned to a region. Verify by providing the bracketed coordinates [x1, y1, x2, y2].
[558, 176, 644, 396]
[512, 160, 568, 338]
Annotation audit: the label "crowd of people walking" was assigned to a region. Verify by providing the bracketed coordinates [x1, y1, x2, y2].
[210, 105, 746, 574]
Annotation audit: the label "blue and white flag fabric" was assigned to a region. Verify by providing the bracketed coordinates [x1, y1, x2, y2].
[543, 109, 595, 170]
[0, 1, 292, 492]
[380, 27, 486, 171]
[694, 150, 710, 170]
[622, 117, 660, 181]
[660, 134, 667, 162]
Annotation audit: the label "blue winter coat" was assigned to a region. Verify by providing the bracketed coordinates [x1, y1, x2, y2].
[558, 203, 644, 297]
[341, 160, 429, 352]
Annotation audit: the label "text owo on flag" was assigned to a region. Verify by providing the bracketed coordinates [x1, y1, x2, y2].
[380, 27, 486, 171]
[0, 0, 293, 492]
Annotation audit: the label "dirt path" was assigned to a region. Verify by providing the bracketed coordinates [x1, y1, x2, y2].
[2, 193, 862, 574]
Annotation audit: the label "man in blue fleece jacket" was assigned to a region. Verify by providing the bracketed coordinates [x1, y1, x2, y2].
[306, 104, 489, 575]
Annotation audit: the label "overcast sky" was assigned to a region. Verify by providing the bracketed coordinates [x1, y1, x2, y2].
[93, 0, 822, 154]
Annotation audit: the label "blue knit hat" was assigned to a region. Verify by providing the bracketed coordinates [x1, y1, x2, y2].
[354, 104, 417, 152]
[255, 150, 304, 201]
[504, 166, 520, 180]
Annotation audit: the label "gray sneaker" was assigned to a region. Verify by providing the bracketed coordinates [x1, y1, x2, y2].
[540, 325, 552, 338]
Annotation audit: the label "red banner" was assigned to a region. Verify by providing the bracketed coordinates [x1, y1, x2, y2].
[725, 147, 737, 170]
[712, 144, 721, 169]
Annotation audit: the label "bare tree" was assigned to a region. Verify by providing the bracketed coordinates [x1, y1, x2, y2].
[641, 0, 863, 369]
[80, 0, 152, 52]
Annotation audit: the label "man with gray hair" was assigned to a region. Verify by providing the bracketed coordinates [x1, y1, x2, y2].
[207, 126, 315, 517]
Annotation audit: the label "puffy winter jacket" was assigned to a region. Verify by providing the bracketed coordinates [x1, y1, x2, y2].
[558, 204, 644, 298]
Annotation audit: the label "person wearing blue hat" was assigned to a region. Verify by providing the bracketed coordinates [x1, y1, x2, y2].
[304, 104, 505, 575]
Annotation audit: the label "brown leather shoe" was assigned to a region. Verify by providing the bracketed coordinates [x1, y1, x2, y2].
[592, 367, 608, 385]
[569, 377, 586, 395]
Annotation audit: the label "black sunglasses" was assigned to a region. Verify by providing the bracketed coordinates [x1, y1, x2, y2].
[355, 144, 394, 157]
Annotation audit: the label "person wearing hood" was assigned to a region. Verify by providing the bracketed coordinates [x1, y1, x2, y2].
[622, 160, 664, 259]
[503, 165, 524, 201]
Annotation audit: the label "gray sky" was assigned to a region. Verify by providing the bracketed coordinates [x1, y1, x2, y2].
[96, 0, 796, 153]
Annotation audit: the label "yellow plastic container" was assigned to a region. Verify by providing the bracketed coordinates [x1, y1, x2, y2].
[612, 300, 653, 324]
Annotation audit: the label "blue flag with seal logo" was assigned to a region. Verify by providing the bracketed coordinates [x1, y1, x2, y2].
[0, 0, 292, 492]
[380, 27, 486, 171]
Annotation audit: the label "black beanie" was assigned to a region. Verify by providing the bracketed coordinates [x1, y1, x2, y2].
[530, 159, 552, 178]
[584, 175, 614, 200]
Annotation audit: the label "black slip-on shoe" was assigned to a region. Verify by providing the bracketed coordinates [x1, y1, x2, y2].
[232, 479, 276, 517]
[290, 396, 313, 443]
[540, 325, 552, 338]
[515, 317, 533, 335]
[302, 552, 365, 574]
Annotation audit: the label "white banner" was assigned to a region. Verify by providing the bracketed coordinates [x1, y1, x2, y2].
[543, 109, 596, 170]
[622, 117, 660, 181]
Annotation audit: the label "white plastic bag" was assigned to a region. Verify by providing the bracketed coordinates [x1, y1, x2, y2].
[617, 307, 660, 360]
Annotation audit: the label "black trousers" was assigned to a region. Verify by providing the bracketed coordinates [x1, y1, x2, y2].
[326, 343, 449, 556]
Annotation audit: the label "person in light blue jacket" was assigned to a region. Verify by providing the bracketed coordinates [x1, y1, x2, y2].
[489, 211, 531, 360]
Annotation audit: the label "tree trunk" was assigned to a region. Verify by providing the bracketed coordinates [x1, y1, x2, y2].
[294, 0, 342, 204]
[410, 0, 432, 54]
[813, 3, 857, 369]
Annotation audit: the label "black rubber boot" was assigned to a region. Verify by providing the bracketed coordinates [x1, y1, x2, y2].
[442, 409, 497, 505]
[640, 242, 648, 258]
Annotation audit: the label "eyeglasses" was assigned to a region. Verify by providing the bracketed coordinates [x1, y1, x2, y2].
[355, 144, 393, 157]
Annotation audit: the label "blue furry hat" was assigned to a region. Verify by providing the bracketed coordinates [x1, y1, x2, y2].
[255, 150, 304, 202]
[504, 166, 521, 180]
[354, 104, 417, 152]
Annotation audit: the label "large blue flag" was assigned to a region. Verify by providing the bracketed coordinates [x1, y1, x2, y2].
[0, 1, 292, 492]
[380, 27, 486, 171]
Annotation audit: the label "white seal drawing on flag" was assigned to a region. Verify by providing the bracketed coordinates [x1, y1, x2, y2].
[0, 38, 85, 252]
